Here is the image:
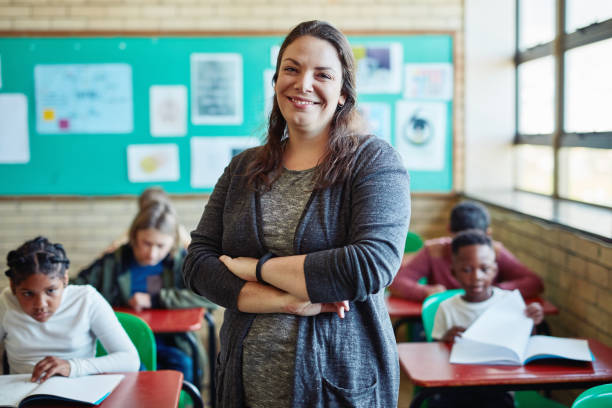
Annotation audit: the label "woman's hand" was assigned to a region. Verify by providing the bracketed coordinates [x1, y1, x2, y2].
[284, 296, 350, 319]
[31, 356, 70, 383]
[440, 326, 465, 343]
[525, 302, 544, 325]
[219, 255, 258, 282]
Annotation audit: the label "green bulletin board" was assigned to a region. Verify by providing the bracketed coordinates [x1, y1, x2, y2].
[0, 34, 453, 195]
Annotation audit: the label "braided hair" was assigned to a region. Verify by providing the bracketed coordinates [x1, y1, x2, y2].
[5, 236, 70, 285]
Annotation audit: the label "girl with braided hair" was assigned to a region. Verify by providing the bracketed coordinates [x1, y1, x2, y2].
[1, 236, 139, 382]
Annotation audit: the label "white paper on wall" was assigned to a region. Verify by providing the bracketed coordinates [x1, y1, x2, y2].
[150, 85, 187, 137]
[0, 93, 29, 163]
[127, 144, 179, 182]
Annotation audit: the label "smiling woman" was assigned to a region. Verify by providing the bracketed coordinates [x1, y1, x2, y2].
[183, 20, 412, 408]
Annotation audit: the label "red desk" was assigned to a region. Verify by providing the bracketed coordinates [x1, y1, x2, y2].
[387, 295, 559, 336]
[29, 371, 183, 408]
[398, 340, 612, 408]
[114, 307, 204, 332]
[113, 307, 216, 408]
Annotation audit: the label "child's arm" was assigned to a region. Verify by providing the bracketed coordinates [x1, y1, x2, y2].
[525, 302, 544, 326]
[30, 357, 70, 383]
[440, 326, 466, 343]
[68, 288, 140, 377]
[388, 248, 445, 301]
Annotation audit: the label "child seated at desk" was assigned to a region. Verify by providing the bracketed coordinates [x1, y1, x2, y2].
[390, 201, 544, 302]
[429, 230, 543, 408]
[103, 186, 191, 254]
[75, 202, 215, 385]
[0, 236, 139, 381]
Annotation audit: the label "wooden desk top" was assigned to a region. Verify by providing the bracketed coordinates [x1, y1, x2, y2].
[114, 307, 204, 333]
[398, 340, 612, 388]
[27, 371, 183, 408]
[386, 295, 559, 319]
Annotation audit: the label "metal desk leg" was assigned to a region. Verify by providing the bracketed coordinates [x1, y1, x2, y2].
[182, 332, 201, 393]
[204, 311, 216, 408]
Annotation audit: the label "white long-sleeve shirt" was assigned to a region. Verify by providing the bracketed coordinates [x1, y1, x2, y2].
[0, 284, 139, 377]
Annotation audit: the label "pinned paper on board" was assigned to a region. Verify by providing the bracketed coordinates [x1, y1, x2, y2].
[127, 144, 179, 182]
[352, 42, 403, 94]
[191, 53, 243, 125]
[150, 85, 187, 137]
[395, 101, 447, 171]
[0, 93, 29, 163]
[357, 102, 391, 144]
[404, 63, 453, 100]
[263, 69, 275, 119]
[34, 63, 133, 134]
[270, 45, 280, 67]
[191, 136, 260, 189]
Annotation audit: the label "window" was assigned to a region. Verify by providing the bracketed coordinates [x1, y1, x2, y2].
[515, 0, 612, 207]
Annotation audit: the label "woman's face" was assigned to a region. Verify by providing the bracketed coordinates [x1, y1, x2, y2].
[11, 273, 68, 323]
[275, 35, 346, 138]
[133, 228, 174, 266]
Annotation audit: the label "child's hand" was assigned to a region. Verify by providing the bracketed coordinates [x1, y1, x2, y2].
[424, 284, 447, 297]
[128, 292, 152, 311]
[441, 326, 465, 343]
[31, 356, 70, 383]
[525, 303, 544, 325]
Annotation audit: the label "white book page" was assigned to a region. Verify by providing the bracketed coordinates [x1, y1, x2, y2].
[450, 337, 521, 365]
[0, 374, 38, 407]
[29, 374, 124, 404]
[462, 290, 533, 361]
[524, 335, 593, 363]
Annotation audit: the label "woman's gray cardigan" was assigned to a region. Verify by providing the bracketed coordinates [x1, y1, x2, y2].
[183, 136, 411, 408]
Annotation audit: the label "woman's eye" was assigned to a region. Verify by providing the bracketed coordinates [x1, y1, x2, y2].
[319, 73, 332, 79]
[283, 66, 297, 72]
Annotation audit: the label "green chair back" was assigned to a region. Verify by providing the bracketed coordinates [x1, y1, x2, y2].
[571, 384, 612, 408]
[404, 231, 424, 253]
[96, 311, 157, 371]
[421, 289, 464, 342]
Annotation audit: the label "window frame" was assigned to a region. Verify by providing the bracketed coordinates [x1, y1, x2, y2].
[514, 0, 612, 207]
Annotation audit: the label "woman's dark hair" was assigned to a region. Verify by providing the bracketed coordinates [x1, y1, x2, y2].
[450, 201, 491, 233]
[5, 236, 70, 285]
[451, 229, 493, 255]
[245, 20, 367, 191]
[128, 201, 178, 255]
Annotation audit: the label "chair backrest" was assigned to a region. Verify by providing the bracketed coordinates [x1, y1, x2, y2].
[571, 384, 612, 408]
[421, 289, 465, 342]
[404, 231, 424, 253]
[96, 311, 157, 371]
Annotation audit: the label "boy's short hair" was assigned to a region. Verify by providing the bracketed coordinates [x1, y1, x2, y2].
[451, 229, 493, 254]
[450, 201, 490, 233]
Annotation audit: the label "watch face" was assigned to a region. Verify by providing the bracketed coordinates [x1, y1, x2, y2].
[403, 109, 433, 145]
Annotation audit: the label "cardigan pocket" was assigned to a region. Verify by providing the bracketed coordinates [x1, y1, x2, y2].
[321, 374, 378, 408]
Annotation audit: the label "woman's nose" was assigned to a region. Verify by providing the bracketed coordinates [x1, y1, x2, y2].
[294, 73, 313, 93]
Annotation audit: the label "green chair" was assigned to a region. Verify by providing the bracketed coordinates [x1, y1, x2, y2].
[571, 384, 612, 408]
[421, 289, 464, 342]
[404, 231, 424, 253]
[97, 311, 203, 408]
[97, 311, 156, 371]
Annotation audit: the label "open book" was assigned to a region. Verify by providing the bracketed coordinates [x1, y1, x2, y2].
[449, 290, 593, 366]
[0, 374, 123, 407]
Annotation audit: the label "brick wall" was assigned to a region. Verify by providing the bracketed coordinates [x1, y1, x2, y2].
[487, 205, 612, 404]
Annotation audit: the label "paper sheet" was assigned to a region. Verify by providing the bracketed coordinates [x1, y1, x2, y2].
[127, 144, 180, 182]
[0, 93, 30, 163]
[150, 85, 187, 137]
[190, 136, 260, 189]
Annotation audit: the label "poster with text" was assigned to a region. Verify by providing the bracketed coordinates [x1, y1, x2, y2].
[34, 63, 133, 134]
[127, 144, 179, 182]
[263, 69, 275, 119]
[191, 136, 260, 189]
[191, 53, 243, 125]
[395, 101, 447, 171]
[352, 42, 403, 94]
[0, 94, 29, 163]
[150, 85, 187, 137]
[403, 63, 453, 100]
